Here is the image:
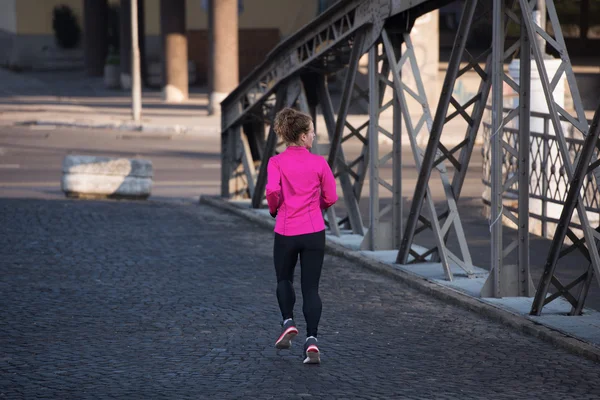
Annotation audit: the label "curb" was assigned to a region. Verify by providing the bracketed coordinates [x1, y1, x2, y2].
[16, 120, 221, 136]
[11, 119, 480, 146]
[199, 194, 600, 363]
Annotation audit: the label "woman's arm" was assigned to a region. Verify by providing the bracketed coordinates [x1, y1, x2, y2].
[320, 158, 338, 210]
[266, 157, 281, 216]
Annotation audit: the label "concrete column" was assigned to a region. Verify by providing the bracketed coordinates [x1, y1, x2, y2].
[83, 0, 109, 76]
[208, 0, 239, 115]
[160, 0, 188, 102]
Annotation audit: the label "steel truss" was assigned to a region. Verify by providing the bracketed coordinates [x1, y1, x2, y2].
[481, 0, 536, 297]
[220, 0, 598, 307]
[525, 0, 600, 314]
[530, 104, 600, 315]
[317, 29, 369, 237]
[397, 0, 487, 277]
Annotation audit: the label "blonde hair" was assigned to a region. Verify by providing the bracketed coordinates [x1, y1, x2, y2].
[273, 107, 312, 145]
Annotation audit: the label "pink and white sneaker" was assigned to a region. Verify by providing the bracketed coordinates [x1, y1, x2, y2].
[303, 336, 320, 364]
[275, 319, 298, 349]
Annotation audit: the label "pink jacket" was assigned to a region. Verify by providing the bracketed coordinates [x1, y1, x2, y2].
[266, 146, 338, 236]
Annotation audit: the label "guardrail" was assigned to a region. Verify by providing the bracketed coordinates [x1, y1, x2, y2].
[481, 107, 596, 238]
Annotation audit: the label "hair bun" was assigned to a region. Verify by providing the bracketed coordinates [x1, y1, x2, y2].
[273, 107, 312, 145]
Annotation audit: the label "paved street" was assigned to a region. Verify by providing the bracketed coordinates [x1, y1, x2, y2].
[1, 197, 600, 399]
[1, 125, 600, 398]
[0, 125, 221, 201]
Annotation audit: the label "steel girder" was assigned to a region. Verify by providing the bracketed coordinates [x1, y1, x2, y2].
[480, 0, 537, 297]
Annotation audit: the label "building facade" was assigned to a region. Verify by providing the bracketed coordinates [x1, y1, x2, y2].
[0, 0, 320, 84]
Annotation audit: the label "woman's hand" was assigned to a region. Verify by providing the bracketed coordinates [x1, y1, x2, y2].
[270, 210, 277, 218]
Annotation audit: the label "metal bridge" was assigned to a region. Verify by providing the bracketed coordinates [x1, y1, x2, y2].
[219, 0, 600, 315]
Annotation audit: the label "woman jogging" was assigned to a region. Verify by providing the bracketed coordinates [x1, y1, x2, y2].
[265, 107, 338, 364]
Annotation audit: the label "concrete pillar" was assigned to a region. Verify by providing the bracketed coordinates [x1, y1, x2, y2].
[160, 0, 188, 102]
[83, 0, 109, 76]
[208, 0, 239, 115]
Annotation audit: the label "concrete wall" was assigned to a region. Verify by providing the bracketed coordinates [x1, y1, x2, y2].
[0, 0, 318, 71]
[15, 0, 84, 34]
[142, 0, 318, 36]
[5, 0, 316, 37]
[0, 0, 17, 33]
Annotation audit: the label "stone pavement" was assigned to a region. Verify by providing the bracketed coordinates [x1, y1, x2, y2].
[1, 197, 600, 399]
[204, 196, 600, 361]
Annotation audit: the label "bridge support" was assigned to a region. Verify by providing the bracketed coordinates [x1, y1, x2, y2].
[218, 0, 599, 311]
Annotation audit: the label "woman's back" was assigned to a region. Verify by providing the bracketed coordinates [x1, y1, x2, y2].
[266, 147, 337, 236]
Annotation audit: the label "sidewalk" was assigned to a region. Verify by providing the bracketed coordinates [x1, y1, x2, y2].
[201, 195, 600, 363]
[2, 67, 594, 148]
[0, 68, 482, 146]
[0, 68, 221, 135]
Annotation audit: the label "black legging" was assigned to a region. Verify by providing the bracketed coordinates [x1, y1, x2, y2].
[273, 230, 325, 337]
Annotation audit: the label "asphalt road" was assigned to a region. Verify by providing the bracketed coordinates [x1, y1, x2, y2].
[0, 125, 222, 201]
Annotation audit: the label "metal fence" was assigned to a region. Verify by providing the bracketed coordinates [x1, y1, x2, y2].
[482, 108, 596, 237]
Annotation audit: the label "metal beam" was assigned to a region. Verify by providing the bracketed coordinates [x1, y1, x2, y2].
[531, 102, 600, 315]
[317, 76, 365, 235]
[524, 0, 600, 314]
[382, 30, 453, 278]
[517, 3, 534, 296]
[328, 29, 367, 169]
[251, 84, 288, 208]
[367, 42, 380, 250]
[398, 0, 478, 265]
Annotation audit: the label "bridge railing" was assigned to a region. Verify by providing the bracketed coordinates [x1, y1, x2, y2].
[481, 107, 596, 239]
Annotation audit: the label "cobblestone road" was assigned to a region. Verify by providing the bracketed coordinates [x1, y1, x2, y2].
[1, 198, 599, 399]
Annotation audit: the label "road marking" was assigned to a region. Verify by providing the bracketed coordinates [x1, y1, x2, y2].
[201, 163, 221, 169]
[0, 164, 20, 169]
[0, 181, 220, 187]
[29, 125, 56, 131]
[0, 182, 58, 187]
[153, 180, 220, 187]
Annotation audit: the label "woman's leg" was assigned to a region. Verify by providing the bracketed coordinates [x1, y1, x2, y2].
[299, 230, 325, 337]
[273, 233, 299, 320]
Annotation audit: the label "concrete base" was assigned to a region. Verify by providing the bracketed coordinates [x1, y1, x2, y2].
[208, 92, 229, 115]
[120, 73, 132, 90]
[61, 155, 153, 199]
[162, 84, 187, 103]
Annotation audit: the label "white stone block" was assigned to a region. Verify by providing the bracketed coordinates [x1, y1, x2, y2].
[61, 155, 153, 199]
[62, 155, 153, 178]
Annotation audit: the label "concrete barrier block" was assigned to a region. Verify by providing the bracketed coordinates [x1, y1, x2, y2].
[61, 155, 153, 199]
[62, 155, 153, 178]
